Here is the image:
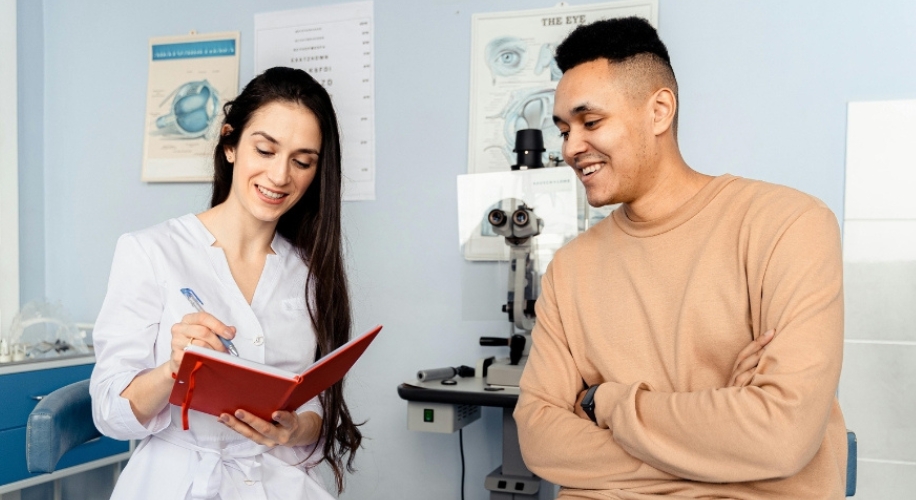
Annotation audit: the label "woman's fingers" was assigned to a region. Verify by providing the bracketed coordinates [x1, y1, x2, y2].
[219, 412, 275, 447]
[186, 312, 236, 341]
[167, 310, 238, 374]
[220, 410, 299, 447]
[178, 324, 223, 351]
[271, 411, 298, 430]
[173, 313, 236, 353]
[183, 312, 235, 337]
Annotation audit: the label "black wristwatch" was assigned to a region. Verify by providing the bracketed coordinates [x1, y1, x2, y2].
[580, 385, 600, 424]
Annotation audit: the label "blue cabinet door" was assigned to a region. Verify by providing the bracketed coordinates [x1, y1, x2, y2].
[0, 364, 94, 432]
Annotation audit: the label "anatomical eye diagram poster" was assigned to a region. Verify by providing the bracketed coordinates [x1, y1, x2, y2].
[142, 31, 240, 182]
[467, 1, 657, 174]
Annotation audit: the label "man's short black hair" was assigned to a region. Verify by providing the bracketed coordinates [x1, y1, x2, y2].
[555, 16, 671, 73]
[555, 16, 679, 134]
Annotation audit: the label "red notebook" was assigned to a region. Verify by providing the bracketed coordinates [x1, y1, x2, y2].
[169, 325, 382, 429]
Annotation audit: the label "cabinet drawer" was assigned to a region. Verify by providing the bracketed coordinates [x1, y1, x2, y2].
[0, 364, 94, 431]
[0, 425, 129, 485]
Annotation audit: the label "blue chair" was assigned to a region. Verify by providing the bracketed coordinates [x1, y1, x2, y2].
[847, 430, 857, 497]
[26, 379, 101, 473]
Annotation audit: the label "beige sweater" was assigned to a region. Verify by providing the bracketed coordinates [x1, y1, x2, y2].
[515, 175, 847, 499]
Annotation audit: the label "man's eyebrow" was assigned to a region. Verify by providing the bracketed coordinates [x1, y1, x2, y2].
[553, 103, 601, 125]
[570, 103, 599, 116]
[251, 131, 319, 155]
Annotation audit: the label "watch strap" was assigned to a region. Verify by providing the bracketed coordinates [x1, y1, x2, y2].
[581, 384, 600, 423]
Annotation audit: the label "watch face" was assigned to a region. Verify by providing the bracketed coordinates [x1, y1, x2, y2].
[582, 386, 598, 423]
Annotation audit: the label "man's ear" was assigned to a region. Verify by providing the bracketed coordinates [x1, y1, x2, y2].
[650, 87, 676, 136]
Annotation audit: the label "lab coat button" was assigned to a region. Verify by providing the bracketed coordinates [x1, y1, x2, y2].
[253, 336, 264, 346]
[244, 480, 254, 485]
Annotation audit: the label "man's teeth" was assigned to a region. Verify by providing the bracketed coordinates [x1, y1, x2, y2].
[581, 164, 601, 175]
[258, 186, 284, 199]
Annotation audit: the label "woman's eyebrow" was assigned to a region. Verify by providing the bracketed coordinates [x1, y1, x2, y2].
[251, 131, 319, 155]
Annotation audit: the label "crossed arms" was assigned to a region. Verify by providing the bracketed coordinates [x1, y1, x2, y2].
[513, 207, 844, 488]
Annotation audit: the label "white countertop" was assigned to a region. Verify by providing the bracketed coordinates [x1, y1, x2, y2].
[0, 352, 95, 375]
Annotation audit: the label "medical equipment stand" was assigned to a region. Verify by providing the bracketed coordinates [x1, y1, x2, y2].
[397, 377, 554, 499]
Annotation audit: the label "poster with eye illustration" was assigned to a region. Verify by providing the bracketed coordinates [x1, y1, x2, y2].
[142, 31, 240, 182]
[467, 1, 657, 175]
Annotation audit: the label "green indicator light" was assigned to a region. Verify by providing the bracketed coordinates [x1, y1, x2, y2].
[423, 409, 434, 423]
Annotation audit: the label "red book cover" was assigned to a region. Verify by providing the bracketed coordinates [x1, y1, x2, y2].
[169, 325, 381, 428]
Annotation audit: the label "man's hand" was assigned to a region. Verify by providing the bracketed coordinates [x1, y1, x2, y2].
[727, 329, 775, 387]
[569, 329, 775, 424]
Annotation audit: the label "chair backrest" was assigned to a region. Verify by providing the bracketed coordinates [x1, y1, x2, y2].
[26, 379, 101, 473]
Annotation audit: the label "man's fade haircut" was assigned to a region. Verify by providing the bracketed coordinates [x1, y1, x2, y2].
[555, 16, 679, 132]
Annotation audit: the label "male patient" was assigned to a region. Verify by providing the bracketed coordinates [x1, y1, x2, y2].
[513, 17, 847, 499]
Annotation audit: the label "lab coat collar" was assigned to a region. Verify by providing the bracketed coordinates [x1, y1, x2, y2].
[179, 213, 292, 259]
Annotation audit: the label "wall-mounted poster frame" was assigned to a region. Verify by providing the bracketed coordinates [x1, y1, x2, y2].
[467, 0, 657, 175]
[141, 31, 240, 183]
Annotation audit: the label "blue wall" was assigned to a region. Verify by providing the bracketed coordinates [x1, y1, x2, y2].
[17, 0, 916, 498]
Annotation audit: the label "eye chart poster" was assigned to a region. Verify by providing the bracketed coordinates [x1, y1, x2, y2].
[467, 1, 656, 174]
[142, 31, 240, 182]
[255, 1, 376, 201]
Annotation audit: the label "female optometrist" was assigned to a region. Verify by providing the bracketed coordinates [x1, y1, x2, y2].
[89, 67, 362, 500]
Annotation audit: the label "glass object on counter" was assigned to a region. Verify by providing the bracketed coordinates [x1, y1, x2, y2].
[5, 300, 90, 361]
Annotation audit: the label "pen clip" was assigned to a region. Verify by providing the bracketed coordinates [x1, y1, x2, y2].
[180, 288, 204, 306]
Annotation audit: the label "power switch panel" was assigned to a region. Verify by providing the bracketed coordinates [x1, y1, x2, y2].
[407, 402, 480, 433]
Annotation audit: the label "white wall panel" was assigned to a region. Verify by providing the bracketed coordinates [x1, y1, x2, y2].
[843, 220, 916, 263]
[839, 343, 916, 463]
[845, 100, 916, 221]
[853, 460, 916, 500]
[845, 262, 916, 342]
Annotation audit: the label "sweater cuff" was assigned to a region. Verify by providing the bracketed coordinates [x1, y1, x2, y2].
[595, 382, 630, 430]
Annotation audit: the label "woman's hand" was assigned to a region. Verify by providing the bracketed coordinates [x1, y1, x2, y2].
[219, 409, 322, 448]
[122, 310, 235, 426]
[727, 328, 775, 387]
[169, 312, 236, 374]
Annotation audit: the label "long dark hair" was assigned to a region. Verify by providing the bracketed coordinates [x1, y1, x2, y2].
[211, 67, 361, 492]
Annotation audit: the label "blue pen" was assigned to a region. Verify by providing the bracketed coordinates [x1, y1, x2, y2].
[180, 288, 240, 356]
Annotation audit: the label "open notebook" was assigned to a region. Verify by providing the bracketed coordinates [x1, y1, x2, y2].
[169, 325, 382, 429]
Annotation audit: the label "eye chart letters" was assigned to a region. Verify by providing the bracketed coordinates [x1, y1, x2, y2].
[255, 1, 376, 201]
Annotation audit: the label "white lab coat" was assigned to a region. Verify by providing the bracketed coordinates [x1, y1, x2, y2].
[89, 214, 333, 500]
